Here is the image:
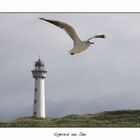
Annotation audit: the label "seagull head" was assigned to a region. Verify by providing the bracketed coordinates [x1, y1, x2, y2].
[86, 40, 94, 45]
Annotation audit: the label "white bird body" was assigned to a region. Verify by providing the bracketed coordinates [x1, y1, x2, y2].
[69, 41, 91, 54]
[40, 18, 106, 55]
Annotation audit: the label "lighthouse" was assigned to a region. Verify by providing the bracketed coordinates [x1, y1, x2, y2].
[31, 58, 47, 118]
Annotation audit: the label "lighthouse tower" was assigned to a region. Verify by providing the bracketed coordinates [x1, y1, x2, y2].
[32, 58, 47, 118]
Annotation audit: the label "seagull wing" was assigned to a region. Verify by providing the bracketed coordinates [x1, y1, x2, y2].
[40, 18, 81, 45]
[88, 34, 106, 41]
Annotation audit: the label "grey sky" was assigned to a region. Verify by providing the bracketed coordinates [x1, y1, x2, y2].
[0, 13, 140, 121]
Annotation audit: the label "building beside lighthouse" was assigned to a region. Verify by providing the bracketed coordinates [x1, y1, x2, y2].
[31, 58, 47, 118]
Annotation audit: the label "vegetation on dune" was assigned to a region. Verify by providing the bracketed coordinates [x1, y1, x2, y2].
[1, 110, 140, 127]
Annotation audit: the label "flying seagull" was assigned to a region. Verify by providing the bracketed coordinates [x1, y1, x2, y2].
[40, 18, 106, 55]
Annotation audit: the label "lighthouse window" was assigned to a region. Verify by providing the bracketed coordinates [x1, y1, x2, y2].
[34, 100, 37, 104]
[35, 88, 37, 92]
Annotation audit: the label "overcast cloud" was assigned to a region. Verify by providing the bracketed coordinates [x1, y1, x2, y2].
[0, 13, 140, 121]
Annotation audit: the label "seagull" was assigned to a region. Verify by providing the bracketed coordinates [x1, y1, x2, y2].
[40, 18, 106, 55]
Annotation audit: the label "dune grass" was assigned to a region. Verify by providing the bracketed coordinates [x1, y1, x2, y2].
[1, 110, 140, 127]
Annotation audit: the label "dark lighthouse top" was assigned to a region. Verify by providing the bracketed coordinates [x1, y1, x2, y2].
[32, 58, 47, 79]
[35, 58, 45, 67]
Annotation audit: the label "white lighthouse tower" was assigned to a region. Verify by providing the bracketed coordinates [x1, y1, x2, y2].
[32, 58, 47, 118]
